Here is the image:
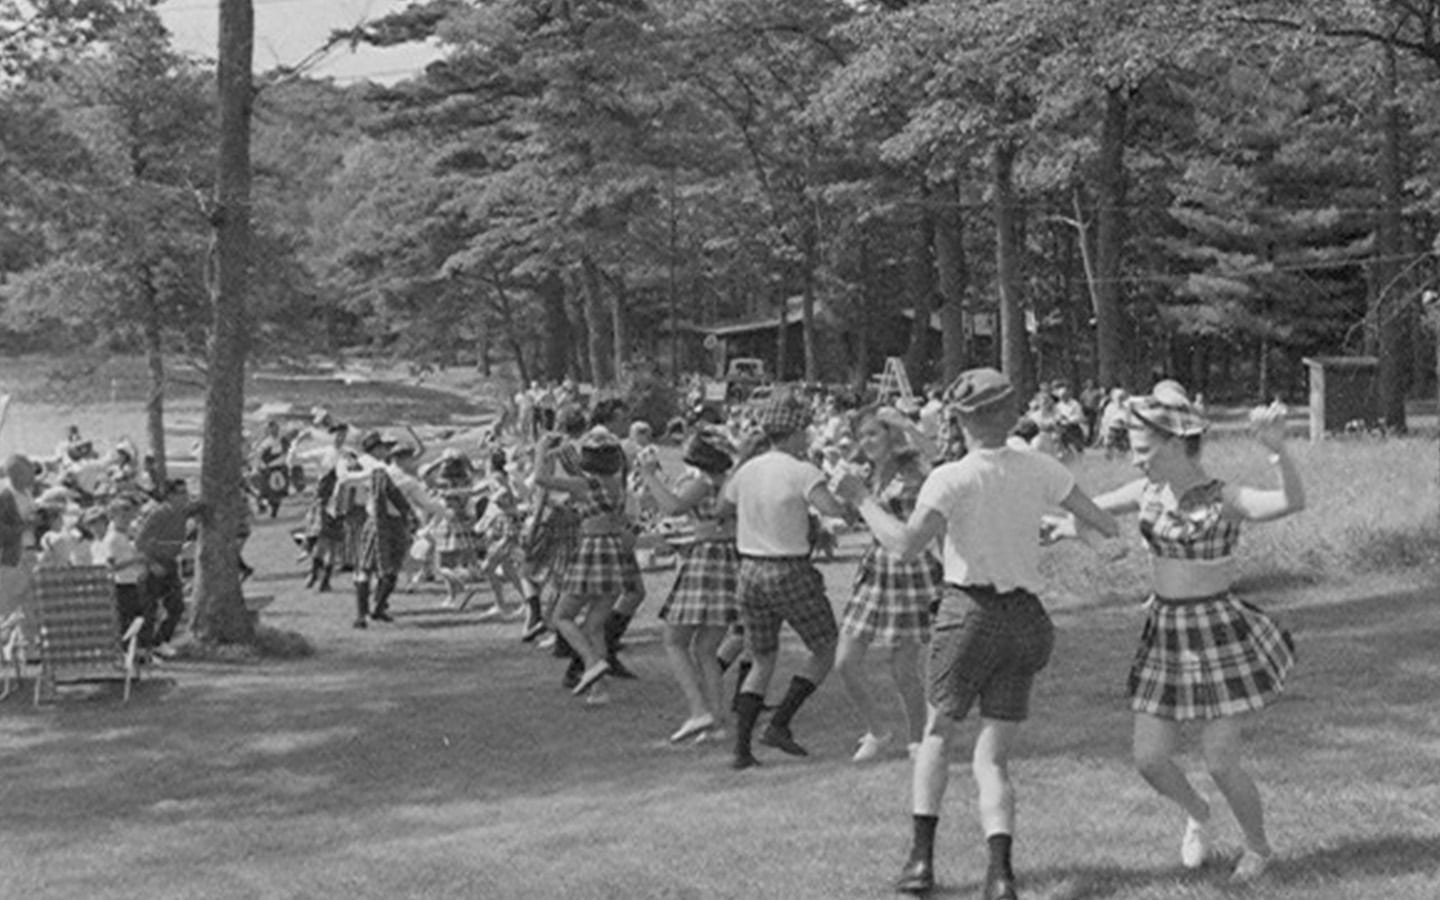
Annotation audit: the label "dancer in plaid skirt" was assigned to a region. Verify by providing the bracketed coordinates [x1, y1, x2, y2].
[534, 427, 643, 704]
[837, 406, 942, 764]
[722, 393, 852, 770]
[1075, 381, 1303, 884]
[836, 369, 1118, 899]
[636, 425, 739, 744]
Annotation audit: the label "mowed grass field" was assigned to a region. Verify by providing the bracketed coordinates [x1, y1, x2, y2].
[1, 364, 1438, 900]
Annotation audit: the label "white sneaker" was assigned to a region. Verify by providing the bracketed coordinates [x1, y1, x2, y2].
[153, 643, 179, 660]
[1180, 817, 1210, 869]
[584, 685, 611, 706]
[1230, 848, 1271, 883]
[851, 731, 892, 763]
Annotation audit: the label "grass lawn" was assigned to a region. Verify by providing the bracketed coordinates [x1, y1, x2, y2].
[1, 361, 1437, 898]
[1, 505, 1437, 899]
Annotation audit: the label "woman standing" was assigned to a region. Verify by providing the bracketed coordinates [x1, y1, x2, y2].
[533, 428, 644, 705]
[837, 406, 942, 763]
[636, 426, 739, 744]
[1074, 381, 1302, 882]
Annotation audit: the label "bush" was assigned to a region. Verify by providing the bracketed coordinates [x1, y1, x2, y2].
[618, 366, 683, 433]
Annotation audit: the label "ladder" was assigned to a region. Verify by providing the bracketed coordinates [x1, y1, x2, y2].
[874, 357, 914, 402]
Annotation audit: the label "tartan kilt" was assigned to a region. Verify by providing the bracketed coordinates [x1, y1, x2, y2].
[339, 509, 367, 568]
[659, 540, 739, 627]
[840, 543, 941, 646]
[359, 516, 411, 577]
[1128, 593, 1295, 721]
[559, 534, 644, 600]
[522, 506, 580, 578]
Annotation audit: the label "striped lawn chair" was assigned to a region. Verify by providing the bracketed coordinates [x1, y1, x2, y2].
[0, 610, 24, 701]
[31, 566, 144, 706]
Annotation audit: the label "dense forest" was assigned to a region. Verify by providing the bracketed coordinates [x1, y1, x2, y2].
[5, 0, 1440, 423]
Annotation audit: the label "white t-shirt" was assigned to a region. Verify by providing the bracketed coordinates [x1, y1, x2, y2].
[98, 525, 142, 585]
[915, 446, 1075, 593]
[723, 450, 825, 557]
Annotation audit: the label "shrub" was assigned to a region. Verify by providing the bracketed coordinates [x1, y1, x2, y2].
[618, 366, 682, 433]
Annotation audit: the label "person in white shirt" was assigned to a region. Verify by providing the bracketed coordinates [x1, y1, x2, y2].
[836, 368, 1118, 899]
[720, 393, 851, 770]
[98, 497, 150, 646]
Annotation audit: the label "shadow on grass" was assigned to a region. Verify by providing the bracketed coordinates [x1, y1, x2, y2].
[1030, 833, 1440, 899]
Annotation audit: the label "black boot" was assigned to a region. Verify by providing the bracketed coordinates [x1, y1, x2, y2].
[605, 612, 638, 679]
[370, 574, 396, 622]
[305, 559, 323, 589]
[353, 580, 371, 629]
[520, 595, 545, 642]
[318, 564, 333, 593]
[562, 655, 584, 689]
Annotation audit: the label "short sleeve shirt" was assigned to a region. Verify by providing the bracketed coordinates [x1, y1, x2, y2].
[916, 446, 1075, 593]
[722, 450, 825, 557]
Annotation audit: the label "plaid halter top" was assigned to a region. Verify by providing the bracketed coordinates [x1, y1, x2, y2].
[1137, 479, 1239, 561]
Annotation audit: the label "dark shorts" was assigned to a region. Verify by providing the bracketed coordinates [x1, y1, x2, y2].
[737, 556, 836, 657]
[928, 584, 1054, 723]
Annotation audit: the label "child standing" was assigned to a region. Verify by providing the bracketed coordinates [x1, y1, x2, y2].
[97, 498, 150, 646]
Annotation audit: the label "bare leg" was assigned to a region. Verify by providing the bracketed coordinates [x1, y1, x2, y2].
[664, 623, 709, 720]
[553, 594, 602, 668]
[1134, 714, 1211, 822]
[1202, 715, 1271, 855]
[837, 632, 885, 737]
[889, 642, 926, 745]
[693, 626, 728, 724]
[911, 704, 955, 815]
[972, 718, 1022, 836]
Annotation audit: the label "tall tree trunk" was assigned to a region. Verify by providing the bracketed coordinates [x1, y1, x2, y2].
[801, 214, 818, 384]
[605, 269, 628, 384]
[993, 139, 1034, 398]
[933, 177, 968, 385]
[540, 268, 568, 383]
[774, 289, 788, 384]
[140, 263, 168, 486]
[1376, 43, 1409, 431]
[904, 195, 936, 393]
[192, 0, 254, 645]
[580, 255, 610, 387]
[1093, 86, 1129, 390]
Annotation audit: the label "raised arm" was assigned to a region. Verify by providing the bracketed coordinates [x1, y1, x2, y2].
[1224, 406, 1304, 522]
[639, 467, 711, 517]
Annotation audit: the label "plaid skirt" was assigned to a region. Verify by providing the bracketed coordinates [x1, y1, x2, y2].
[359, 517, 411, 577]
[1128, 593, 1295, 721]
[659, 540, 739, 627]
[841, 543, 941, 646]
[432, 516, 479, 567]
[559, 534, 644, 600]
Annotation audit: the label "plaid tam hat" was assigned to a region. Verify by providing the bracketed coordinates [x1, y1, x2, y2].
[1127, 380, 1208, 437]
[945, 367, 1015, 414]
[753, 394, 812, 436]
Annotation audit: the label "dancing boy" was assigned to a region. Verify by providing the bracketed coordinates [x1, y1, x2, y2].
[836, 369, 1118, 899]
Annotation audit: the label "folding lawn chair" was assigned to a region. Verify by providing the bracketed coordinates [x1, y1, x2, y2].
[30, 566, 144, 706]
[0, 610, 24, 701]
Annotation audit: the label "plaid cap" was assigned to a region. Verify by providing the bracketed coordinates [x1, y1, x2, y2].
[1127, 380, 1208, 437]
[359, 430, 396, 454]
[753, 394, 812, 437]
[683, 425, 736, 473]
[945, 367, 1015, 414]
